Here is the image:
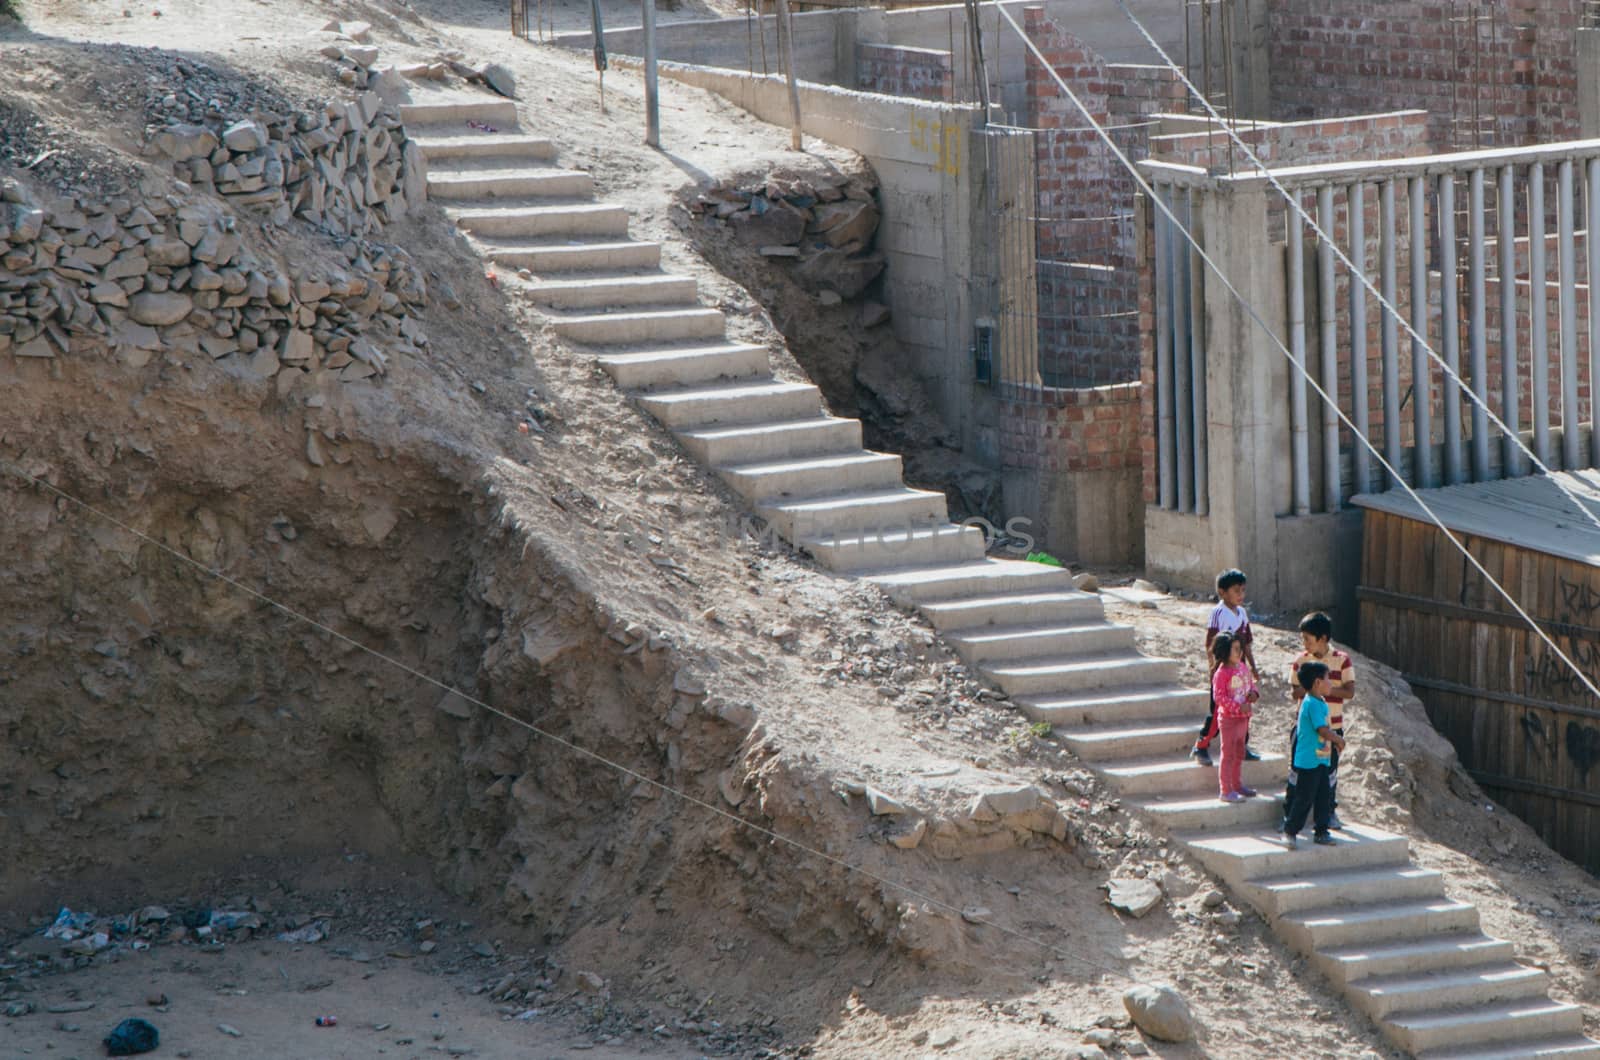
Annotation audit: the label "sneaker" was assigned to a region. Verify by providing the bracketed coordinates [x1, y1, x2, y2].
[1327, 813, 1344, 831]
[1236, 786, 1258, 797]
[1282, 832, 1298, 848]
[1219, 791, 1245, 803]
[1313, 832, 1336, 846]
[1190, 745, 1214, 767]
[1243, 747, 1262, 762]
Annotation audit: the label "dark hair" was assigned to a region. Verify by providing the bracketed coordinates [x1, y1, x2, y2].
[1299, 611, 1333, 641]
[1216, 568, 1247, 593]
[1298, 660, 1329, 692]
[1211, 632, 1238, 666]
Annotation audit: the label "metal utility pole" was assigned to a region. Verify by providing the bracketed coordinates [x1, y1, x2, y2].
[775, 0, 802, 150]
[643, 0, 660, 147]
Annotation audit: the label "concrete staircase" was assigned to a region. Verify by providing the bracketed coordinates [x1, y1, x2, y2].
[404, 93, 1599, 1060]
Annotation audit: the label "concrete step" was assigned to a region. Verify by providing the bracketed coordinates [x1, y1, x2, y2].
[677, 416, 861, 466]
[1240, 863, 1447, 917]
[919, 590, 1105, 633]
[1317, 933, 1518, 986]
[1056, 715, 1200, 761]
[412, 133, 556, 162]
[1419, 1035, 1600, 1060]
[1180, 822, 1410, 885]
[427, 168, 594, 200]
[719, 451, 905, 504]
[524, 273, 698, 310]
[1102, 753, 1286, 798]
[481, 239, 662, 273]
[803, 524, 987, 574]
[399, 98, 520, 127]
[451, 202, 629, 239]
[981, 652, 1181, 697]
[637, 380, 821, 430]
[1015, 685, 1209, 727]
[598, 344, 768, 391]
[1278, 897, 1480, 952]
[945, 621, 1136, 665]
[1353, 962, 1550, 1020]
[1389, 1000, 1586, 1055]
[554, 307, 725, 347]
[1139, 792, 1286, 833]
[864, 559, 1077, 606]
[760, 487, 949, 543]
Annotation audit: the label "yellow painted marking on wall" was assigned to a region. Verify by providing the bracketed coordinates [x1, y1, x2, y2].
[909, 112, 962, 176]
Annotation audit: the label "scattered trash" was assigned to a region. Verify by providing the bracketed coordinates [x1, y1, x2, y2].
[316, 1015, 338, 1027]
[209, 910, 263, 932]
[466, 120, 498, 133]
[1026, 551, 1064, 567]
[44, 907, 96, 941]
[218, 1022, 243, 1037]
[146, 993, 168, 1007]
[276, 920, 329, 944]
[104, 1017, 160, 1056]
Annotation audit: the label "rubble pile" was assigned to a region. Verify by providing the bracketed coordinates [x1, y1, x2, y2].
[0, 174, 430, 385]
[148, 89, 423, 239]
[689, 171, 886, 304]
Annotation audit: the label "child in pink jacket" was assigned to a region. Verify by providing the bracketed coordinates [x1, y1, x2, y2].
[1211, 632, 1259, 802]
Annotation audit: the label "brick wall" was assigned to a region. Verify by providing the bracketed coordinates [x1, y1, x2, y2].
[1024, 8, 1183, 388]
[1000, 382, 1144, 473]
[856, 43, 954, 102]
[1150, 111, 1435, 168]
[1267, 0, 1584, 149]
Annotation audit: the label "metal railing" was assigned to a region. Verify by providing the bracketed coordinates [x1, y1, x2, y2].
[1145, 138, 1600, 517]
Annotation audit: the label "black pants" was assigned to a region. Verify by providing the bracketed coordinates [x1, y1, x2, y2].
[1283, 763, 1333, 837]
[1283, 726, 1341, 817]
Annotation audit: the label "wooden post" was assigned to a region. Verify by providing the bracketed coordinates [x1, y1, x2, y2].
[775, 0, 802, 150]
[643, 0, 660, 147]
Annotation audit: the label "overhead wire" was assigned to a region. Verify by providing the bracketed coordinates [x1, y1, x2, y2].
[0, 458, 1134, 983]
[991, 3, 1600, 704]
[1109, 0, 1600, 548]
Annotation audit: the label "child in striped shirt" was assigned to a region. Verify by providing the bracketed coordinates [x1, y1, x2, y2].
[1285, 611, 1356, 830]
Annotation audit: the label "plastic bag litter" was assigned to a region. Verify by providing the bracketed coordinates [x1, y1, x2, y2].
[104, 1017, 160, 1056]
[43, 907, 96, 941]
[208, 910, 264, 932]
[276, 919, 329, 944]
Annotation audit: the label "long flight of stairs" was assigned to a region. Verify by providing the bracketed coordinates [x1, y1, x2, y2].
[401, 91, 1600, 1060]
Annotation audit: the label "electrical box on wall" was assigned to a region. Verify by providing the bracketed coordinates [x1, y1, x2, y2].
[973, 319, 994, 384]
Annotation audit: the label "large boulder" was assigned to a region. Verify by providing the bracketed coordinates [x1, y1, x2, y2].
[809, 198, 878, 248]
[729, 200, 807, 248]
[480, 62, 516, 99]
[1121, 983, 1195, 1043]
[796, 247, 884, 299]
[128, 292, 193, 327]
[152, 124, 219, 162]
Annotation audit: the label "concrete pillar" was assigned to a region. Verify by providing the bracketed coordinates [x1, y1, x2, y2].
[1199, 181, 1282, 596]
[1229, 0, 1272, 122]
[1579, 29, 1600, 140]
[834, 8, 861, 88]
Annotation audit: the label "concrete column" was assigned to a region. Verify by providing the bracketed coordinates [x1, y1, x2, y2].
[1199, 181, 1282, 595]
[1230, 0, 1272, 122]
[1581, 30, 1600, 140]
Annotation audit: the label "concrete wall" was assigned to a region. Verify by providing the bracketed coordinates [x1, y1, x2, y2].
[652, 62, 985, 448]
[552, 0, 1185, 116]
[550, 9, 849, 84]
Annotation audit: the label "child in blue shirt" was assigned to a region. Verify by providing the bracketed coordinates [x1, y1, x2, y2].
[1283, 661, 1346, 848]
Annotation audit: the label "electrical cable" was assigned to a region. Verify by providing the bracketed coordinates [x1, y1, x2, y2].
[0, 458, 1134, 983]
[992, 3, 1600, 705]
